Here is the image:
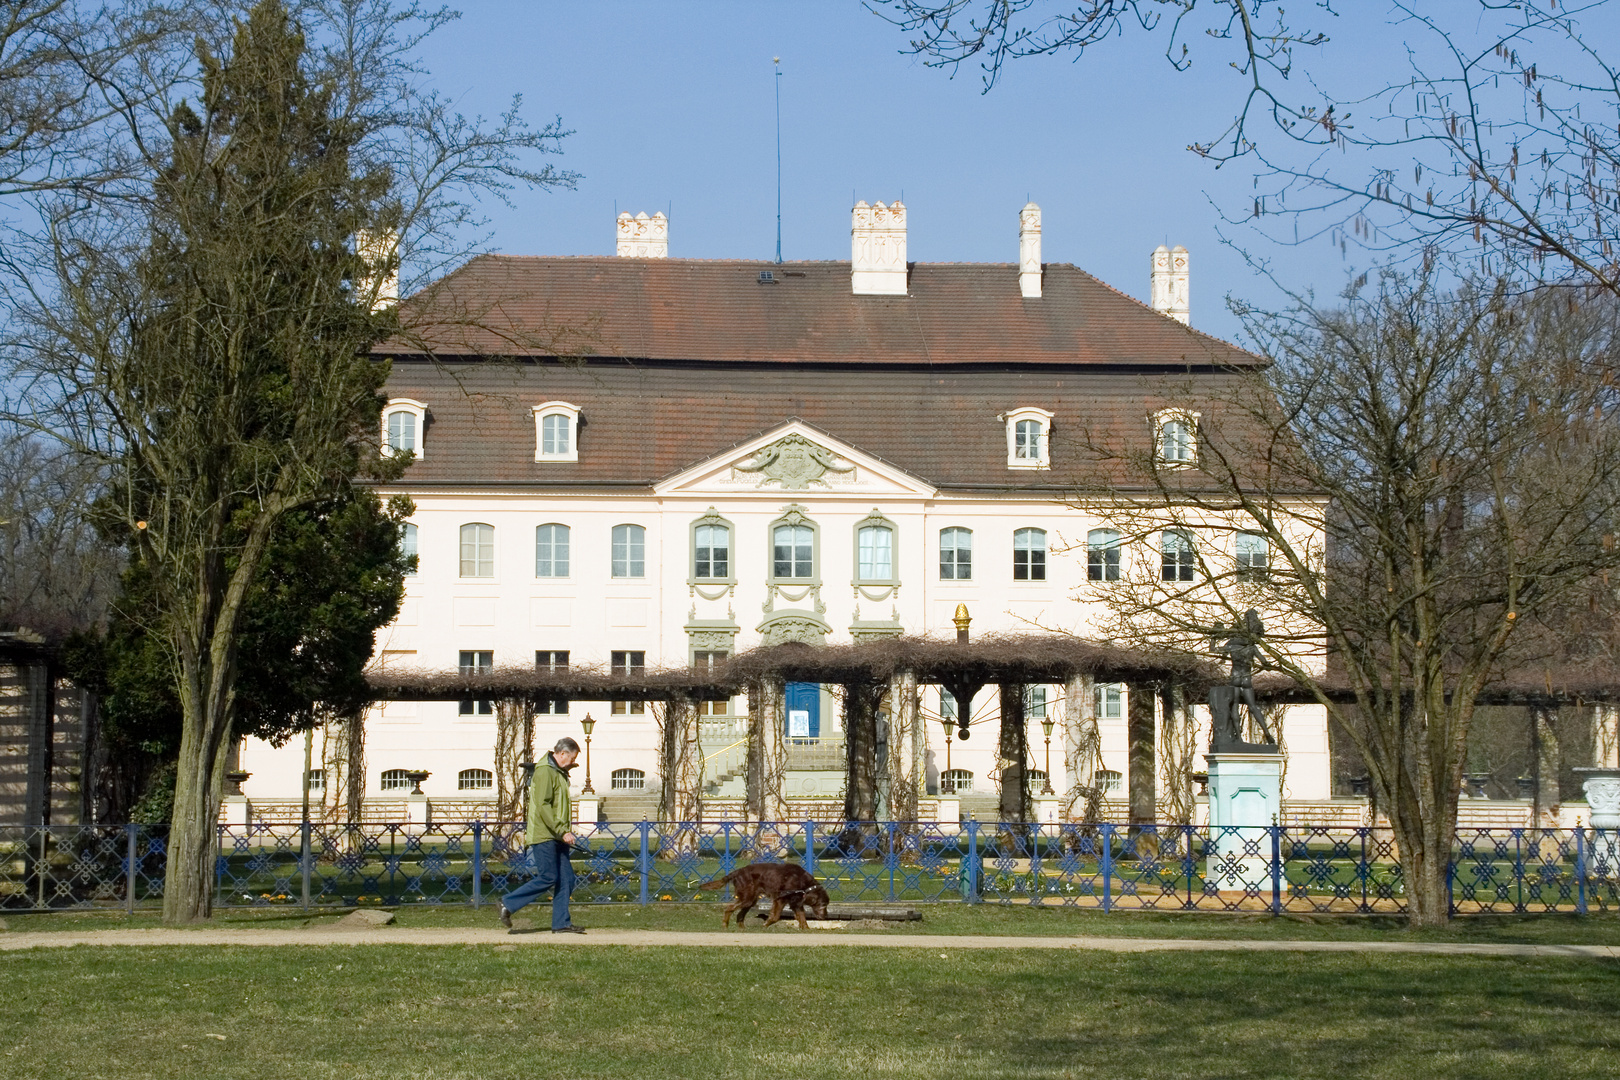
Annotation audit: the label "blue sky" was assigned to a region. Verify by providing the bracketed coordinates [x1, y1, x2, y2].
[416, 2, 1404, 345]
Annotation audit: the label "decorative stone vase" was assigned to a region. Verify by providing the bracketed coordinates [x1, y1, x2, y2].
[1574, 768, 1620, 830]
[405, 769, 431, 796]
[1463, 774, 1491, 799]
[224, 770, 251, 797]
[1515, 776, 1538, 799]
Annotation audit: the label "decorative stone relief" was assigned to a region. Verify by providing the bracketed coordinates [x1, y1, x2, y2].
[685, 623, 739, 654]
[616, 211, 668, 258]
[736, 436, 854, 491]
[756, 613, 830, 647]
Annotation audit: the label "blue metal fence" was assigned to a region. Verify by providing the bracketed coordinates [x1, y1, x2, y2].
[3, 820, 1618, 915]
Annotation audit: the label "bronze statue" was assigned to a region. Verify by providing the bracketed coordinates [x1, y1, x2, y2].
[1208, 609, 1278, 753]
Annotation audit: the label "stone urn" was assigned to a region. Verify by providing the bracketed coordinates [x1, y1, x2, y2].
[1574, 768, 1620, 830]
[224, 770, 251, 796]
[404, 769, 431, 796]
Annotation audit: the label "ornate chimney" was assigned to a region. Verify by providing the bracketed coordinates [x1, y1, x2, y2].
[851, 200, 907, 295]
[1019, 203, 1042, 298]
[355, 229, 399, 311]
[1150, 244, 1190, 324]
[616, 211, 669, 258]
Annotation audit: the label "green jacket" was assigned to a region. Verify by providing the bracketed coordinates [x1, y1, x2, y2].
[525, 753, 573, 847]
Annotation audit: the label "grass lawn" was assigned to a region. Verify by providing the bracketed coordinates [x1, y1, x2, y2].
[3, 943, 1619, 1079]
[11, 901, 1620, 945]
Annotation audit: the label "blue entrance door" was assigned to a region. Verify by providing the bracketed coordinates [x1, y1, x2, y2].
[785, 682, 820, 739]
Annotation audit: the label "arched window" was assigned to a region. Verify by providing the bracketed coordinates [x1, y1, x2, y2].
[380, 768, 411, 791]
[855, 513, 895, 582]
[401, 523, 418, 576]
[383, 399, 426, 459]
[535, 524, 570, 578]
[941, 769, 974, 794]
[612, 524, 645, 578]
[458, 768, 494, 791]
[387, 410, 416, 454]
[459, 523, 494, 578]
[1013, 528, 1046, 581]
[1161, 530, 1195, 582]
[1015, 419, 1043, 460]
[611, 768, 647, 790]
[773, 523, 814, 579]
[532, 401, 581, 462]
[939, 527, 972, 580]
[1087, 529, 1120, 582]
[1236, 532, 1269, 580]
[694, 523, 729, 579]
[1155, 411, 1198, 464]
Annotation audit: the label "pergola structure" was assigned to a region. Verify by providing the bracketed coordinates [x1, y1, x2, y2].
[366, 633, 1219, 826]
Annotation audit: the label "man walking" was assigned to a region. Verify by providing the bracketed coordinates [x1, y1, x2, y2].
[499, 737, 584, 933]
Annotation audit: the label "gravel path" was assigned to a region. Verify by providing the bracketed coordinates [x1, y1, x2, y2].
[3, 926, 1618, 958]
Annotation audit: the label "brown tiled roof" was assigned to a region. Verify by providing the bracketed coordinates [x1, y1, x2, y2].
[379, 360, 1273, 491]
[385, 256, 1258, 368]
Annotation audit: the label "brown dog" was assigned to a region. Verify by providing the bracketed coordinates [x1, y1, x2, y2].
[697, 862, 831, 929]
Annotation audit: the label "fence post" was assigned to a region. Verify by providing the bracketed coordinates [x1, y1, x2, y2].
[719, 821, 735, 882]
[1513, 829, 1526, 913]
[1183, 824, 1196, 908]
[300, 818, 312, 911]
[125, 824, 138, 916]
[1028, 821, 1041, 904]
[1100, 823, 1114, 913]
[1270, 823, 1282, 916]
[472, 821, 483, 909]
[965, 819, 980, 903]
[887, 820, 898, 902]
[804, 820, 817, 878]
[214, 824, 223, 911]
[1576, 825, 1587, 916]
[638, 819, 650, 906]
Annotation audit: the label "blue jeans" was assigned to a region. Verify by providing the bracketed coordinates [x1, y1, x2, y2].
[502, 840, 575, 930]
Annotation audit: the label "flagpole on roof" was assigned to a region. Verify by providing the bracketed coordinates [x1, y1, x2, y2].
[774, 56, 783, 265]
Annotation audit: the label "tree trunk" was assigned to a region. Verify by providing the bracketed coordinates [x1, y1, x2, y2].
[997, 683, 1030, 823]
[842, 682, 884, 823]
[162, 702, 231, 923]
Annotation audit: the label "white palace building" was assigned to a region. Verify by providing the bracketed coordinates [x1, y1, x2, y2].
[236, 201, 1332, 824]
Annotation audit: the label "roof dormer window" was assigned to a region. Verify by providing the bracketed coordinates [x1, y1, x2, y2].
[1155, 409, 1198, 465]
[533, 401, 581, 462]
[1003, 406, 1054, 470]
[383, 399, 427, 459]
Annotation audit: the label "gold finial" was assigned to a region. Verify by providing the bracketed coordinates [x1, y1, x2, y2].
[953, 603, 971, 642]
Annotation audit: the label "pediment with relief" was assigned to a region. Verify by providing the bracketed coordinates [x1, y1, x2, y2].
[654, 421, 937, 498]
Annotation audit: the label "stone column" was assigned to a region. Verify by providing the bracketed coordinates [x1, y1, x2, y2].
[842, 681, 885, 823]
[1061, 674, 1099, 821]
[886, 670, 921, 823]
[745, 678, 787, 823]
[658, 694, 704, 825]
[997, 683, 1031, 823]
[1127, 682, 1158, 826]
[1157, 684, 1196, 826]
[1593, 704, 1619, 770]
[1535, 705, 1560, 827]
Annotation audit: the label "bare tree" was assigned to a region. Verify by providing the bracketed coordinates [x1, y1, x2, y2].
[2, 0, 574, 922]
[1073, 270, 1620, 927]
[874, 1, 1620, 293]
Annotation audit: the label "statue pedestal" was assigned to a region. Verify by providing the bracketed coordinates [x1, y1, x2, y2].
[1205, 753, 1283, 892]
[1575, 768, 1620, 880]
[221, 794, 251, 828]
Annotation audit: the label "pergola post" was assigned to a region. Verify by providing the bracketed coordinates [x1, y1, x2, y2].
[745, 678, 787, 823]
[659, 693, 704, 825]
[1158, 683, 1196, 826]
[1127, 681, 1158, 827]
[1061, 674, 1099, 820]
[997, 683, 1031, 823]
[1594, 703, 1619, 769]
[842, 681, 885, 823]
[885, 669, 922, 823]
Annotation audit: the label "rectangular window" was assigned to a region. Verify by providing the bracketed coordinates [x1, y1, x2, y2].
[387, 410, 416, 454]
[858, 526, 893, 581]
[693, 650, 730, 715]
[612, 525, 645, 578]
[401, 523, 418, 577]
[459, 523, 494, 578]
[611, 649, 645, 715]
[939, 528, 972, 580]
[536, 650, 569, 714]
[1236, 532, 1269, 580]
[1161, 531, 1196, 582]
[1025, 686, 1048, 718]
[458, 650, 494, 715]
[306, 769, 324, 792]
[773, 524, 814, 579]
[535, 524, 570, 577]
[694, 523, 729, 579]
[1094, 684, 1123, 720]
[1013, 528, 1046, 581]
[1015, 419, 1042, 460]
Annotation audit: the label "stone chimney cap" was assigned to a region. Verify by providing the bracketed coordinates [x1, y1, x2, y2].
[616, 210, 669, 258]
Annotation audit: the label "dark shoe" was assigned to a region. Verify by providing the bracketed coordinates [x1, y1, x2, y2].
[552, 926, 585, 934]
[498, 906, 513, 929]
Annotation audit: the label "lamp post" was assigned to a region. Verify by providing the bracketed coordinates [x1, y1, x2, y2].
[940, 715, 954, 778]
[1040, 718, 1056, 795]
[580, 713, 596, 795]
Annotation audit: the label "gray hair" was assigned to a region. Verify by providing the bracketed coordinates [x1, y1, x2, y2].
[554, 737, 580, 754]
